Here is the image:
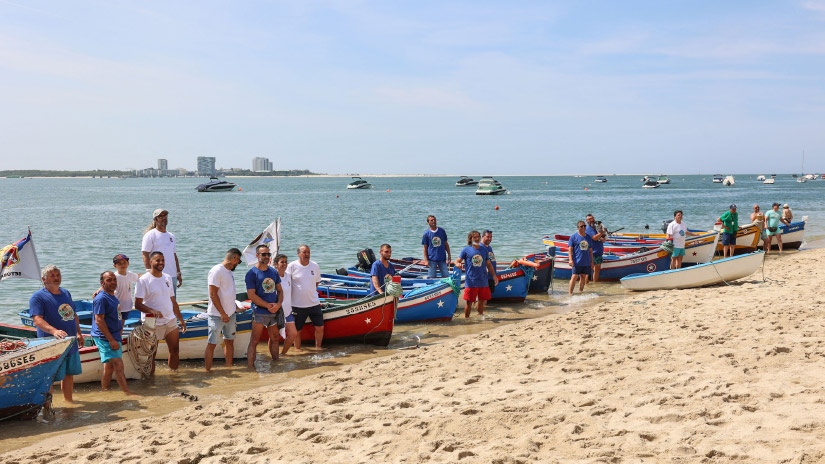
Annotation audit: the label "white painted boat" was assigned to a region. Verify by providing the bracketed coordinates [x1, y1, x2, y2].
[757, 216, 808, 250]
[756, 175, 765, 181]
[763, 178, 775, 184]
[620, 252, 765, 291]
[722, 175, 735, 186]
[155, 311, 253, 360]
[72, 340, 142, 383]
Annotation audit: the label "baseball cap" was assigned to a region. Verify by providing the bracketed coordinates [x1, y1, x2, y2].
[772, 202, 781, 207]
[153, 208, 168, 218]
[113, 254, 129, 264]
[783, 203, 789, 208]
[729, 204, 736, 209]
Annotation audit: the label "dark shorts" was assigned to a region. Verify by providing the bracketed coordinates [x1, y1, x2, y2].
[572, 266, 590, 276]
[292, 305, 324, 330]
[487, 278, 496, 294]
[253, 310, 284, 329]
[593, 254, 603, 265]
[722, 233, 736, 246]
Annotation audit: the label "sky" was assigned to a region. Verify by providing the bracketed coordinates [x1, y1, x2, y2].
[1, 0, 824, 175]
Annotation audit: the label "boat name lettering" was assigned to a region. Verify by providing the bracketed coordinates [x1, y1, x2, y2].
[0, 354, 36, 373]
[345, 300, 377, 315]
[630, 256, 649, 265]
[498, 272, 518, 280]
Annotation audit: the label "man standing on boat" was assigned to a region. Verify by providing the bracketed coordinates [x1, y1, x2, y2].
[245, 245, 285, 367]
[481, 230, 497, 295]
[205, 248, 243, 371]
[142, 209, 182, 296]
[764, 203, 784, 254]
[718, 204, 738, 258]
[369, 244, 396, 295]
[135, 252, 186, 372]
[29, 265, 85, 403]
[455, 231, 497, 318]
[422, 215, 451, 278]
[287, 245, 323, 350]
[568, 221, 594, 295]
[665, 211, 700, 269]
[584, 215, 606, 282]
[91, 270, 138, 397]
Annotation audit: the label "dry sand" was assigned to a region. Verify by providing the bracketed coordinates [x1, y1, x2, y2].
[4, 249, 825, 463]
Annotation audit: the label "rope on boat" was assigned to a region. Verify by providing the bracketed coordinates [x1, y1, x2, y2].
[0, 338, 29, 354]
[385, 281, 404, 297]
[127, 323, 158, 379]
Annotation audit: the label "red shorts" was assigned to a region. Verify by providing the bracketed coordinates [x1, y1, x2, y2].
[463, 286, 492, 302]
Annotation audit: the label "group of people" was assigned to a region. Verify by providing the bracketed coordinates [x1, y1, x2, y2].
[750, 203, 794, 254]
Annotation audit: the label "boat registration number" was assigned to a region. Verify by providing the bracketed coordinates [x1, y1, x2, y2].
[345, 300, 378, 315]
[0, 354, 36, 374]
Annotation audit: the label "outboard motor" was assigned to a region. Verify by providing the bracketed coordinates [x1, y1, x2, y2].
[356, 248, 376, 271]
[336, 268, 348, 276]
[661, 219, 674, 234]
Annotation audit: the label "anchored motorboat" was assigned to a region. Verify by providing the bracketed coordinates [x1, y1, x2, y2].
[347, 177, 373, 189]
[712, 174, 724, 183]
[455, 176, 479, 186]
[196, 177, 237, 192]
[642, 180, 660, 189]
[594, 176, 608, 183]
[475, 177, 507, 195]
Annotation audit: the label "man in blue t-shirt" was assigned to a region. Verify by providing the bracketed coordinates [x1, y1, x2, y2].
[369, 244, 396, 295]
[29, 265, 85, 403]
[568, 221, 594, 295]
[91, 271, 137, 396]
[585, 214, 606, 282]
[245, 244, 284, 367]
[456, 230, 498, 318]
[481, 230, 497, 294]
[422, 215, 452, 278]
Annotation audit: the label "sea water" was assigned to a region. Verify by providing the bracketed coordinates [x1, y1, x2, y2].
[1, 174, 823, 323]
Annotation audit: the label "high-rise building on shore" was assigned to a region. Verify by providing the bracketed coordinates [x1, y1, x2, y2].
[252, 157, 273, 172]
[158, 158, 168, 171]
[197, 156, 216, 176]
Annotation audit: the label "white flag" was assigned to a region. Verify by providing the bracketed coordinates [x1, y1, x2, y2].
[242, 218, 281, 266]
[0, 229, 42, 281]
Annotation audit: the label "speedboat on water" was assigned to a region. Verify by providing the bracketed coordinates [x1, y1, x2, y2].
[756, 175, 766, 181]
[723, 175, 735, 186]
[594, 176, 607, 183]
[712, 174, 724, 183]
[347, 177, 373, 189]
[455, 176, 479, 186]
[196, 177, 236, 192]
[642, 180, 660, 189]
[763, 178, 775, 184]
[656, 175, 670, 184]
[475, 176, 507, 195]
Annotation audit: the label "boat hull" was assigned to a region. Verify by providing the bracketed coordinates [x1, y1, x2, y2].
[544, 232, 718, 265]
[1, 337, 73, 421]
[620, 252, 764, 291]
[553, 248, 672, 281]
[757, 216, 807, 250]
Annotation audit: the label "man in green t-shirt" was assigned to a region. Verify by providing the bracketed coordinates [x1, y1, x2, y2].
[718, 204, 739, 258]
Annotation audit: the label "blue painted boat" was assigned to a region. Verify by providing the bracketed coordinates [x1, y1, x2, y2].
[318, 272, 460, 322]
[1, 337, 74, 421]
[552, 247, 672, 281]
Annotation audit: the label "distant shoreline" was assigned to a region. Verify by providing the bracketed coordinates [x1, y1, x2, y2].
[2, 173, 803, 179]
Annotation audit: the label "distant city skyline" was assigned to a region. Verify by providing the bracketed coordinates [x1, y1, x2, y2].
[1, 1, 824, 174]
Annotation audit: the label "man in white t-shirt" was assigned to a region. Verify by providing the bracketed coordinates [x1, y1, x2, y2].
[205, 248, 243, 371]
[286, 245, 323, 350]
[665, 210, 700, 270]
[141, 209, 182, 296]
[135, 251, 186, 372]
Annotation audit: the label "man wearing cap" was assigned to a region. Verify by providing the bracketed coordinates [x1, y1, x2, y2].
[141, 209, 182, 296]
[113, 253, 140, 321]
[718, 204, 738, 258]
[764, 202, 784, 254]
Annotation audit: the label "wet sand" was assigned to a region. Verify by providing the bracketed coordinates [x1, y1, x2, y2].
[4, 250, 824, 462]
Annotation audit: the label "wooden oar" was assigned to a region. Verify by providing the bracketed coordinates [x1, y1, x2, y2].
[177, 300, 208, 306]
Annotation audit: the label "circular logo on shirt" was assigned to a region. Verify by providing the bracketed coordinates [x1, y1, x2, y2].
[262, 278, 276, 293]
[579, 240, 589, 251]
[471, 255, 483, 267]
[384, 274, 392, 284]
[432, 237, 442, 248]
[679, 230, 685, 237]
[488, 251, 496, 262]
[58, 303, 75, 321]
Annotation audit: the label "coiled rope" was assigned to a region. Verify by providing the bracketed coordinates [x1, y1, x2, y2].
[385, 281, 404, 297]
[127, 323, 158, 379]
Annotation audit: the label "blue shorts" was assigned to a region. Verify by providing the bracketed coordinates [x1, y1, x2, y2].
[92, 336, 123, 363]
[207, 313, 237, 345]
[293, 305, 324, 330]
[53, 345, 82, 381]
[572, 266, 590, 276]
[285, 313, 295, 323]
[722, 233, 736, 246]
[671, 247, 686, 257]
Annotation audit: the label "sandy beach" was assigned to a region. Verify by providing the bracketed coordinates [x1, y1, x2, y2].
[4, 248, 825, 463]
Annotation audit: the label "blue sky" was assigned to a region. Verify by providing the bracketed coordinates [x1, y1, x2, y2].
[1, 0, 824, 174]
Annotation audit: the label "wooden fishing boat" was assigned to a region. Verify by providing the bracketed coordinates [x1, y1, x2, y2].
[612, 224, 761, 255]
[514, 251, 555, 293]
[1, 337, 73, 421]
[317, 273, 459, 323]
[0, 323, 141, 384]
[543, 231, 719, 265]
[552, 247, 672, 281]
[620, 252, 764, 291]
[757, 216, 808, 250]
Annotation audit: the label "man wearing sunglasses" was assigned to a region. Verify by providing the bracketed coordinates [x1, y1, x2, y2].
[568, 220, 594, 295]
[245, 244, 284, 366]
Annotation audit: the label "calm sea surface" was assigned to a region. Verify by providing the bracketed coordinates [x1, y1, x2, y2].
[1, 174, 823, 323]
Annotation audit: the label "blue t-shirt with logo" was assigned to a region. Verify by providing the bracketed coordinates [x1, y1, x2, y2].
[459, 245, 490, 288]
[483, 244, 497, 280]
[91, 291, 122, 340]
[245, 266, 282, 314]
[568, 233, 594, 267]
[422, 227, 448, 262]
[585, 225, 604, 255]
[368, 260, 396, 295]
[29, 288, 79, 355]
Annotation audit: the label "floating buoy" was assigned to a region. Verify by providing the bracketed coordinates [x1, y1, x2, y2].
[584, 187, 588, 191]
[238, 188, 242, 191]
[336, 195, 339, 198]
[386, 189, 390, 192]
[495, 205, 499, 210]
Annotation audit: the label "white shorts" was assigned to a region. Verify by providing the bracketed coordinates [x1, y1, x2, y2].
[154, 320, 179, 339]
